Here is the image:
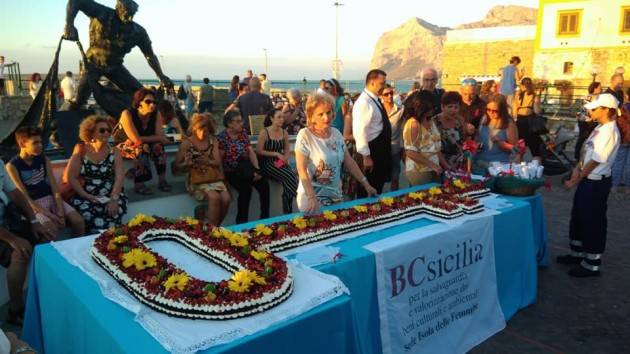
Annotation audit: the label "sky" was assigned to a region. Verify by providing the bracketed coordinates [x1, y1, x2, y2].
[0, 0, 538, 80]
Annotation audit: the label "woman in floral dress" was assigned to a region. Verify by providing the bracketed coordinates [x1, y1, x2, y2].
[65, 116, 127, 233]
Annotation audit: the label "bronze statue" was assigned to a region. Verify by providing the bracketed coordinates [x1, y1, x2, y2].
[63, 0, 173, 117]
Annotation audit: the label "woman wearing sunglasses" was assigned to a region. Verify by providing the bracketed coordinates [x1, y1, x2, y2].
[119, 88, 172, 195]
[65, 115, 128, 233]
[475, 94, 519, 170]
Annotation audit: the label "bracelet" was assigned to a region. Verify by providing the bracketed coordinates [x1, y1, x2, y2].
[359, 176, 367, 183]
[14, 346, 34, 354]
[30, 216, 40, 225]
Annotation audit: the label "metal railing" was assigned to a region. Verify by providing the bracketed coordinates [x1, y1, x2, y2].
[3, 62, 23, 93]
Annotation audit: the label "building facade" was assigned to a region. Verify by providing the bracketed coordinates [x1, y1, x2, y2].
[533, 0, 630, 88]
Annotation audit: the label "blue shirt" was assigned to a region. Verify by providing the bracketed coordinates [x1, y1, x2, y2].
[500, 64, 517, 95]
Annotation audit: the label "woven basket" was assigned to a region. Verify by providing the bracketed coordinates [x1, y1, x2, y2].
[490, 175, 544, 197]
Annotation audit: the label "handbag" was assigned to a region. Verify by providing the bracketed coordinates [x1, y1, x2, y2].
[59, 144, 87, 202]
[190, 165, 224, 185]
[188, 138, 224, 185]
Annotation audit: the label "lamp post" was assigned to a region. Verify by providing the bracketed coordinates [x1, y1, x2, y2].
[263, 48, 269, 76]
[333, 2, 344, 79]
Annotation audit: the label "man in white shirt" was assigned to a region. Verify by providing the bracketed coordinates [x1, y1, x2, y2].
[60, 71, 77, 103]
[558, 93, 621, 277]
[352, 69, 391, 196]
[259, 73, 271, 95]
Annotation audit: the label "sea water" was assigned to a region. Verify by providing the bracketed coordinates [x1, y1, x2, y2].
[139, 79, 418, 94]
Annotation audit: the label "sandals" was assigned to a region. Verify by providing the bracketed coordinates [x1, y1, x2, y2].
[158, 182, 173, 192]
[134, 185, 154, 195]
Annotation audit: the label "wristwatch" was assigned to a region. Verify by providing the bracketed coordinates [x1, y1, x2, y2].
[111, 194, 120, 201]
[30, 217, 40, 225]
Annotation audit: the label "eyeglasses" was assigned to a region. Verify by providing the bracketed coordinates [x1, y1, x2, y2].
[143, 99, 156, 105]
[486, 108, 499, 114]
[98, 128, 112, 134]
[382, 92, 394, 97]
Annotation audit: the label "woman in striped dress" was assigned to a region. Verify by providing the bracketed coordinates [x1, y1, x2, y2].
[256, 109, 298, 214]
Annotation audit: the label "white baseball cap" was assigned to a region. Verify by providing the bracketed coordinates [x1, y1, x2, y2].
[584, 93, 619, 110]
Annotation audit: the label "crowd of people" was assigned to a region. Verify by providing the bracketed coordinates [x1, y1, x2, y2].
[0, 64, 628, 329]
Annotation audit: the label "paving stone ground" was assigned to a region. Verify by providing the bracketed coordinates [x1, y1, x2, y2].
[472, 175, 630, 354]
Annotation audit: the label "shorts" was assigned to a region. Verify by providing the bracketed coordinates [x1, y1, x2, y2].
[33, 195, 77, 224]
[187, 180, 227, 201]
[0, 205, 38, 268]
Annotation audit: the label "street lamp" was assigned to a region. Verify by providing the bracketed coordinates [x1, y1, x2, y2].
[263, 48, 269, 76]
[333, 2, 344, 79]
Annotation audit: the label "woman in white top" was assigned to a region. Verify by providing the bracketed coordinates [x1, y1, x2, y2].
[28, 73, 42, 99]
[295, 92, 377, 213]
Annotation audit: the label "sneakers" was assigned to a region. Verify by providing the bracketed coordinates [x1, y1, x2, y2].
[556, 254, 584, 265]
[568, 266, 601, 278]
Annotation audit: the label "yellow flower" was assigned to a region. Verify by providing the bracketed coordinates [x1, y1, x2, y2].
[112, 235, 128, 244]
[409, 192, 425, 200]
[122, 248, 157, 271]
[127, 214, 156, 227]
[380, 197, 395, 207]
[250, 250, 270, 261]
[323, 210, 337, 221]
[228, 270, 253, 293]
[353, 205, 368, 213]
[453, 179, 466, 189]
[429, 187, 443, 196]
[182, 217, 199, 226]
[163, 272, 189, 292]
[226, 233, 249, 247]
[292, 216, 307, 229]
[248, 271, 267, 285]
[254, 224, 273, 236]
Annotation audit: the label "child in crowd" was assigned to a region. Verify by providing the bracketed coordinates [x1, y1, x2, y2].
[6, 127, 85, 237]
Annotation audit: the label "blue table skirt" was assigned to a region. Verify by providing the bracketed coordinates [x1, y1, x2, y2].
[22, 246, 357, 354]
[236, 188, 542, 354]
[23, 186, 545, 354]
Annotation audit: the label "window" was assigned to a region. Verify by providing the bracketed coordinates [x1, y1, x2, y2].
[563, 62, 574, 75]
[622, 7, 630, 33]
[557, 10, 582, 36]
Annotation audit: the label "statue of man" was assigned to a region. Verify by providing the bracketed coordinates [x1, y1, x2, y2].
[63, 0, 173, 114]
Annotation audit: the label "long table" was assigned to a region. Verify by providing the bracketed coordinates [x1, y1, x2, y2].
[23, 187, 545, 354]
[236, 191, 544, 354]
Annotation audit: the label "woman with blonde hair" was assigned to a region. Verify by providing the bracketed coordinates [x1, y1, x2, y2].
[294, 92, 377, 213]
[175, 113, 230, 225]
[479, 80, 498, 102]
[64, 115, 127, 233]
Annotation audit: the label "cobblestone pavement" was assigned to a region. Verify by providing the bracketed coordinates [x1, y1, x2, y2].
[472, 176, 630, 354]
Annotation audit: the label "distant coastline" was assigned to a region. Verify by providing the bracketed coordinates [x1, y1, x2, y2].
[139, 79, 418, 94]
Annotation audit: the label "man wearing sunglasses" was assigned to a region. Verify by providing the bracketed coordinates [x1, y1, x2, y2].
[62, 0, 173, 117]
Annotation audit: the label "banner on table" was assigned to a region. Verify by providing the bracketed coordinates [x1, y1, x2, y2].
[364, 217, 505, 354]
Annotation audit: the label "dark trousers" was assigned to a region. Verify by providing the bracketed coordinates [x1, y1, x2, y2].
[569, 176, 612, 270]
[134, 143, 167, 183]
[225, 172, 270, 224]
[198, 101, 214, 113]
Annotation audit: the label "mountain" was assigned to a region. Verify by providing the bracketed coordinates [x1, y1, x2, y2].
[370, 18, 448, 81]
[370, 5, 537, 80]
[456, 5, 538, 29]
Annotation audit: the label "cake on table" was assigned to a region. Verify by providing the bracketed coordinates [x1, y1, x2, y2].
[91, 215, 294, 320]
